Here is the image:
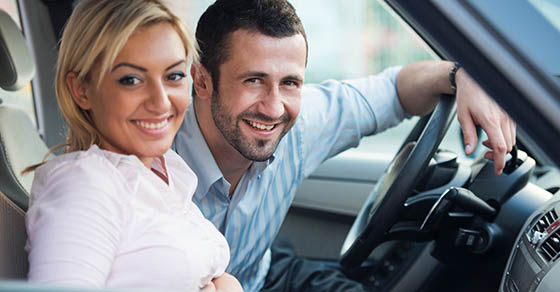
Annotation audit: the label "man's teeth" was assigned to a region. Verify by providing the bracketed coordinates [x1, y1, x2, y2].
[248, 120, 275, 131]
[135, 119, 168, 130]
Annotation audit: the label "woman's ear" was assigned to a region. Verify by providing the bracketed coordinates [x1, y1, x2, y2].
[191, 63, 213, 100]
[66, 72, 91, 110]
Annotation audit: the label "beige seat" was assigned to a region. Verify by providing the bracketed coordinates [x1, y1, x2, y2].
[0, 9, 50, 279]
[0, 191, 27, 279]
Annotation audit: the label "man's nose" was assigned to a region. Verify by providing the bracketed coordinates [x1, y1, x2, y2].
[146, 81, 171, 113]
[257, 85, 285, 120]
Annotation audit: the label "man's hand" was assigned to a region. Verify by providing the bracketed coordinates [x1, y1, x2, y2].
[455, 68, 516, 175]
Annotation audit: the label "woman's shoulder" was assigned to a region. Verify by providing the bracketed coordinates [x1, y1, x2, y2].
[27, 146, 133, 237]
[36, 145, 117, 177]
[32, 145, 137, 197]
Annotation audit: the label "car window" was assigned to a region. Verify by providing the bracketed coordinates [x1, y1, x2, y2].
[467, 0, 560, 87]
[529, 0, 560, 31]
[0, 0, 36, 126]
[528, 0, 560, 81]
[167, 0, 435, 80]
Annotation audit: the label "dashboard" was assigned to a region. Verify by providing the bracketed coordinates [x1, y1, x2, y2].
[503, 199, 560, 292]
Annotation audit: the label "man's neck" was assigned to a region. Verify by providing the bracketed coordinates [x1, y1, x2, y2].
[193, 99, 252, 197]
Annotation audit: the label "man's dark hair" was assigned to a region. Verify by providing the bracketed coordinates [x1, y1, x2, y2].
[195, 0, 308, 94]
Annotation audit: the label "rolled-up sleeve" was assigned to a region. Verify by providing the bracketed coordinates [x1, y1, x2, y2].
[298, 66, 408, 175]
[26, 155, 128, 288]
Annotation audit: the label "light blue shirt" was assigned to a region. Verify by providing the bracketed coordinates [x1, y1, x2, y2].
[173, 66, 407, 291]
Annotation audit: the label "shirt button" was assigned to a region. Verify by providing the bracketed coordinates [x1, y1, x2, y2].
[258, 175, 262, 180]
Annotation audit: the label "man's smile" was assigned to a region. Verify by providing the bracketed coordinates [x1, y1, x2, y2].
[245, 119, 277, 131]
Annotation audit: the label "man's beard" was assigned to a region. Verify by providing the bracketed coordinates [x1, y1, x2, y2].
[210, 91, 291, 161]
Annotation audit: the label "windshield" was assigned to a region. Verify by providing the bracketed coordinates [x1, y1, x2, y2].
[529, 0, 560, 31]
[468, 0, 560, 86]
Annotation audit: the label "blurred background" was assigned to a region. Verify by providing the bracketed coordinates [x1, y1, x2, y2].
[0, 0, 435, 128]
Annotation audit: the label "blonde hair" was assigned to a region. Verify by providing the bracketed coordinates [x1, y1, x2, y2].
[58, 0, 198, 152]
[23, 0, 198, 173]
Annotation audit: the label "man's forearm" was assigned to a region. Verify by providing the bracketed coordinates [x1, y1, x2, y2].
[396, 60, 455, 116]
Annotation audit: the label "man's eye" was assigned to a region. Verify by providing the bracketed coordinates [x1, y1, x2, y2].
[118, 76, 140, 85]
[168, 72, 186, 81]
[245, 78, 260, 84]
[283, 80, 299, 87]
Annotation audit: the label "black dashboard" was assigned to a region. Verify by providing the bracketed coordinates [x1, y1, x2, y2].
[502, 199, 560, 292]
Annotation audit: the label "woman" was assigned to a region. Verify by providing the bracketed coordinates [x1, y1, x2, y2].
[25, 0, 242, 291]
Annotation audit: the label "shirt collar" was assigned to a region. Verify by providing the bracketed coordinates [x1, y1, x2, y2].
[174, 105, 223, 201]
[174, 104, 276, 201]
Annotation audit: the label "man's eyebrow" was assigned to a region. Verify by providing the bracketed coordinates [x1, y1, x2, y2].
[238, 71, 268, 79]
[237, 72, 304, 82]
[111, 60, 187, 72]
[284, 74, 304, 82]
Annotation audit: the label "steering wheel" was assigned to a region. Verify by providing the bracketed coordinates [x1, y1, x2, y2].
[340, 95, 457, 270]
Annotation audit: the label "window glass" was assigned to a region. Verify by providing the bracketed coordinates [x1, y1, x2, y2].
[166, 0, 435, 82]
[0, 0, 36, 126]
[469, 0, 560, 86]
[291, 0, 435, 82]
[529, 0, 560, 31]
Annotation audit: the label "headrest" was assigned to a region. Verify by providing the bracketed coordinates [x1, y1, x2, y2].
[0, 10, 35, 91]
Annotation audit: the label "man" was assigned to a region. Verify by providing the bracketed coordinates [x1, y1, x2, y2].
[173, 0, 515, 291]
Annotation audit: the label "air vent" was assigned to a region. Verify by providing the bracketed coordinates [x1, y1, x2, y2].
[530, 209, 558, 236]
[527, 208, 560, 262]
[539, 232, 560, 262]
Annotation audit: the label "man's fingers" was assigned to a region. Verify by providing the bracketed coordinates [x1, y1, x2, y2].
[494, 152, 506, 175]
[482, 140, 506, 175]
[458, 109, 478, 155]
[483, 150, 506, 175]
[481, 121, 507, 175]
[501, 117, 514, 152]
[509, 118, 517, 148]
[499, 108, 517, 152]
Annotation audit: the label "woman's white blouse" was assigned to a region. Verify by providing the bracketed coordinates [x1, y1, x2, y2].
[26, 145, 230, 291]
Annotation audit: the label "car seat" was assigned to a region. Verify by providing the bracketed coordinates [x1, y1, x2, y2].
[0, 9, 50, 279]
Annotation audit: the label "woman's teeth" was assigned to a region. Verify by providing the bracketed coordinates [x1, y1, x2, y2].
[135, 119, 168, 130]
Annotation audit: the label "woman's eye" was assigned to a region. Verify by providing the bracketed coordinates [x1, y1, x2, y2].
[118, 76, 140, 85]
[168, 72, 186, 81]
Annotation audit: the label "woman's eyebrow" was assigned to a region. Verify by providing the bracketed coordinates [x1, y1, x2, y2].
[166, 60, 186, 70]
[111, 62, 146, 72]
[111, 60, 186, 72]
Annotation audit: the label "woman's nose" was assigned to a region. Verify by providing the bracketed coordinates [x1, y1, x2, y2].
[146, 82, 171, 113]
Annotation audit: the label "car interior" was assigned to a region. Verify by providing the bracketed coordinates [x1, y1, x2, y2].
[1, 0, 560, 292]
[0, 6, 43, 280]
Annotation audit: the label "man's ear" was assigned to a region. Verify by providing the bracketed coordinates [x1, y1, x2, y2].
[66, 72, 91, 110]
[191, 63, 213, 100]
